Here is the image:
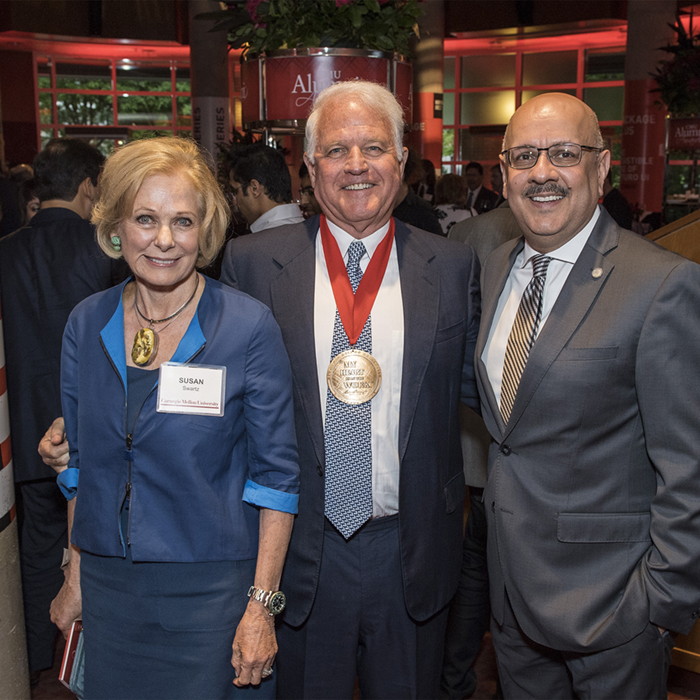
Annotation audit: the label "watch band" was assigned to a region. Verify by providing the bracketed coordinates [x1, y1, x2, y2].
[247, 586, 286, 616]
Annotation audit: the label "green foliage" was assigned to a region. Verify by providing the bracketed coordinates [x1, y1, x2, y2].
[200, 0, 422, 58]
[651, 16, 700, 116]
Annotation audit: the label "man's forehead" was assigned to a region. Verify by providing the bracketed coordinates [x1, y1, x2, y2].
[506, 103, 592, 148]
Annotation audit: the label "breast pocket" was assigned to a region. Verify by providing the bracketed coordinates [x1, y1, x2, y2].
[435, 321, 464, 344]
[558, 347, 619, 361]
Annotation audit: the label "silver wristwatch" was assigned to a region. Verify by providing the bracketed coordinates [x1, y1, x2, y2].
[247, 586, 287, 616]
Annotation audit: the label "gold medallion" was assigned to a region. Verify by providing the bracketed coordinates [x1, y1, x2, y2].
[327, 349, 382, 405]
[132, 327, 158, 366]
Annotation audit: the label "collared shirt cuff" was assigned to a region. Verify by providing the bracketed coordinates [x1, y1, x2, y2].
[57, 467, 79, 501]
[242, 479, 299, 514]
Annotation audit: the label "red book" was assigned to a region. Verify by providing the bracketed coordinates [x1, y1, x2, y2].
[58, 620, 83, 690]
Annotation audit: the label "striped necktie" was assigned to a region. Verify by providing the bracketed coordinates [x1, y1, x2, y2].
[500, 254, 552, 423]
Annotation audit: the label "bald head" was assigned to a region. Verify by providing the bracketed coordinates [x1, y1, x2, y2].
[500, 92, 610, 253]
[503, 93, 604, 153]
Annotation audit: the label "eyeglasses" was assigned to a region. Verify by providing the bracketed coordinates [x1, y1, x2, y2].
[501, 143, 603, 170]
[230, 185, 244, 199]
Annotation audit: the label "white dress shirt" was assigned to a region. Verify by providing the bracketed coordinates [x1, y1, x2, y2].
[314, 220, 404, 517]
[483, 206, 601, 407]
[250, 203, 305, 233]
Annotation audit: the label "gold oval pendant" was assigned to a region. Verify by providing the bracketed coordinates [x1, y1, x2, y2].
[327, 349, 382, 405]
[132, 328, 158, 366]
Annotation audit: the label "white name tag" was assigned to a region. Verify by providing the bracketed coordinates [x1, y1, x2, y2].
[156, 363, 226, 416]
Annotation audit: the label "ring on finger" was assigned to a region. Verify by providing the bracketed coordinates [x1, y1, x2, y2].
[262, 668, 273, 678]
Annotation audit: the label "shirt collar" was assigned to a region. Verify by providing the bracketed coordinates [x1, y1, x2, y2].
[326, 219, 391, 261]
[521, 205, 601, 268]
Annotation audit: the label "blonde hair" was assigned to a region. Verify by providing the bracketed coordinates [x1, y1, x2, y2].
[93, 137, 229, 267]
[305, 80, 405, 164]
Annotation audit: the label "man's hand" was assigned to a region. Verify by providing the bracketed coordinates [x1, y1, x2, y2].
[231, 601, 277, 686]
[38, 417, 69, 472]
[50, 563, 81, 638]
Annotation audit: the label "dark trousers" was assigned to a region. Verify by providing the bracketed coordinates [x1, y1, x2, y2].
[440, 488, 491, 699]
[15, 478, 67, 672]
[492, 593, 674, 700]
[276, 515, 450, 700]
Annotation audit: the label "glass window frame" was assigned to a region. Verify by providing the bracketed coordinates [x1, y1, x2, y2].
[442, 36, 625, 175]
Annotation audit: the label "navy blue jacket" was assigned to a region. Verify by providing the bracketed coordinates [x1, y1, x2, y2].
[59, 277, 299, 562]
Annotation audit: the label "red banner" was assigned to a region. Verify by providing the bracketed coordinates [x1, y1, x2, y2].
[667, 118, 700, 151]
[241, 51, 412, 130]
[619, 78, 668, 213]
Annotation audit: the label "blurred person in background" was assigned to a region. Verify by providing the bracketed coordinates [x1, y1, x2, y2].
[434, 174, 477, 235]
[393, 148, 444, 235]
[0, 137, 124, 685]
[49, 137, 299, 699]
[19, 177, 40, 225]
[227, 143, 304, 232]
[465, 161, 499, 215]
[298, 162, 322, 219]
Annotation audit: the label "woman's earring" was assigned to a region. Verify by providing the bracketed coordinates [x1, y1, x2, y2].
[110, 235, 121, 252]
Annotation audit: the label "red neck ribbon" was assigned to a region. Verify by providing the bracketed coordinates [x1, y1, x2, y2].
[319, 214, 395, 346]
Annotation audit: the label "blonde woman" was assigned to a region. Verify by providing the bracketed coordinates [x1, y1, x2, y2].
[50, 138, 299, 699]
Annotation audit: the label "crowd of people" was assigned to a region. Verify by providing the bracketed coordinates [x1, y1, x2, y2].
[0, 80, 699, 700]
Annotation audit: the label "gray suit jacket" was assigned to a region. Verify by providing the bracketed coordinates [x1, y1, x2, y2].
[477, 208, 700, 652]
[220, 216, 481, 626]
[449, 202, 522, 487]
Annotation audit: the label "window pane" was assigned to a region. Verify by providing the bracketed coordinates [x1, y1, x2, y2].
[460, 91, 514, 125]
[522, 88, 576, 104]
[40, 129, 54, 148]
[56, 62, 112, 90]
[585, 49, 625, 82]
[130, 130, 174, 141]
[56, 94, 113, 125]
[461, 55, 515, 88]
[441, 163, 454, 175]
[37, 58, 51, 89]
[444, 56, 455, 90]
[442, 129, 454, 162]
[118, 95, 173, 126]
[583, 86, 624, 122]
[175, 65, 190, 92]
[117, 63, 172, 92]
[176, 97, 191, 126]
[601, 125, 622, 161]
[443, 92, 454, 126]
[459, 127, 505, 162]
[522, 51, 577, 86]
[39, 93, 53, 124]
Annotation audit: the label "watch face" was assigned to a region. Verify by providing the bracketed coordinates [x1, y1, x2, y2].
[268, 591, 286, 615]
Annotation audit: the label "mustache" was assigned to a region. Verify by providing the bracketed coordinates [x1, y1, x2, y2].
[522, 183, 570, 197]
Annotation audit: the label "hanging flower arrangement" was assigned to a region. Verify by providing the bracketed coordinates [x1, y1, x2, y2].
[651, 15, 700, 117]
[200, 0, 422, 58]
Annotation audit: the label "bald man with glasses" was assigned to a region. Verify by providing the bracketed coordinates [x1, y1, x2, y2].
[476, 92, 700, 699]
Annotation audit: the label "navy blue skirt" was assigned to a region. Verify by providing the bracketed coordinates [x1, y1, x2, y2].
[80, 548, 274, 700]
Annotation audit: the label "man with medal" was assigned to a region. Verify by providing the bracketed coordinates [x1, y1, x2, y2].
[219, 80, 481, 699]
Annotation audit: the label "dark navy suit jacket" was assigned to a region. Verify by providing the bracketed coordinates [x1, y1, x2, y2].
[220, 216, 481, 626]
[0, 208, 126, 482]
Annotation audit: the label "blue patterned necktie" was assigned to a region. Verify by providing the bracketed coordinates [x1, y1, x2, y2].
[324, 240, 373, 539]
[500, 254, 552, 423]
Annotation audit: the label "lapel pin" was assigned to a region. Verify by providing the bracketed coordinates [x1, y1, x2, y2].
[592, 267, 603, 279]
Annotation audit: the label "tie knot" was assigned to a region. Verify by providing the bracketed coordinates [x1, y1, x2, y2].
[531, 254, 552, 279]
[347, 241, 366, 267]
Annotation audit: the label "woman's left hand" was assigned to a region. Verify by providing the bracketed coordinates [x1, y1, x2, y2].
[230, 600, 277, 686]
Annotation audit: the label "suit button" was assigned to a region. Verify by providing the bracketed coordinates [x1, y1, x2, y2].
[692, 611, 699, 620]
[317, 464, 324, 476]
[500, 444, 512, 456]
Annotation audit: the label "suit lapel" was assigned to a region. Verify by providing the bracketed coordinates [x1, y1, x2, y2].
[502, 211, 619, 436]
[269, 219, 325, 466]
[476, 237, 523, 437]
[396, 222, 440, 462]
